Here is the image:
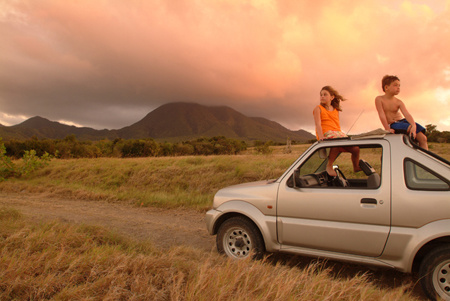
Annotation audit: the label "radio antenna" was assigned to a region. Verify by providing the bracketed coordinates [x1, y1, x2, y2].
[346, 109, 364, 135]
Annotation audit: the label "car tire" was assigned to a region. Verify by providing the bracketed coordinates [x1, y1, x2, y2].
[216, 216, 265, 259]
[419, 244, 450, 301]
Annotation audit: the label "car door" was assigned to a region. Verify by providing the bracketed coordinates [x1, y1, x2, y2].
[276, 141, 391, 257]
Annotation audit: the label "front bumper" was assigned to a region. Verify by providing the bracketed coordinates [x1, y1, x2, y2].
[205, 209, 221, 235]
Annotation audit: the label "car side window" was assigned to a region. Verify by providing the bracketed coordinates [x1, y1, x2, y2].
[404, 159, 450, 191]
[294, 145, 383, 189]
[298, 151, 325, 176]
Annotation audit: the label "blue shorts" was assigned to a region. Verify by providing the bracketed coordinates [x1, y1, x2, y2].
[390, 119, 425, 134]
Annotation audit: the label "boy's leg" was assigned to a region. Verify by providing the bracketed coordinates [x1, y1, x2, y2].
[416, 132, 428, 150]
[392, 121, 428, 149]
[404, 122, 428, 150]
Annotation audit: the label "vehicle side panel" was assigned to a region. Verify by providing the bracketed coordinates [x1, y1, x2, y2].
[380, 220, 450, 272]
[390, 147, 450, 228]
[276, 140, 392, 257]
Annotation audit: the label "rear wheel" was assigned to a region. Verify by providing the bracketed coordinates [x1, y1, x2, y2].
[216, 216, 265, 259]
[419, 245, 450, 301]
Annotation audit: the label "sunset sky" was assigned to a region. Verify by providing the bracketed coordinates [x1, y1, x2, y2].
[1, 0, 449, 135]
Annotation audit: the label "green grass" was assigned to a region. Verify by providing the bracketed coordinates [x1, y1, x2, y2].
[0, 150, 308, 210]
[1, 143, 448, 211]
[0, 209, 420, 300]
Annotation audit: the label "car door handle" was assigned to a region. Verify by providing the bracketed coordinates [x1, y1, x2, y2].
[361, 198, 377, 205]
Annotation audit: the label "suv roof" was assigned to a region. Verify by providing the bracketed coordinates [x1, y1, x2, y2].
[316, 129, 390, 145]
[350, 128, 390, 140]
[316, 130, 450, 166]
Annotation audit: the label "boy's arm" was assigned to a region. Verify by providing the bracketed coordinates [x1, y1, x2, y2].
[375, 97, 395, 133]
[398, 101, 417, 138]
[313, 106, 324, 140]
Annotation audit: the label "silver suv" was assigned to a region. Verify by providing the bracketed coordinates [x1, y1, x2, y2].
[206, 133, 450, 300]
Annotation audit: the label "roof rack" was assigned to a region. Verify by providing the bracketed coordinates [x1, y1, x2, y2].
[350, 128, 390, 140]
[316, 129, 390, 143]
[317, 137, 350, 143]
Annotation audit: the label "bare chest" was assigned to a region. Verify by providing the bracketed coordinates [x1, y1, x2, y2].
[381, 100, 400, 112]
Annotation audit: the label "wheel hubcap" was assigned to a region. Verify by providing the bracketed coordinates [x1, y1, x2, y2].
[433, 259, 450, 299]
[223, 228, 252, 258]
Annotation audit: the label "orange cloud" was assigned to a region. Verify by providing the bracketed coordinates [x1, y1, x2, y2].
[0, 0, 448, 132]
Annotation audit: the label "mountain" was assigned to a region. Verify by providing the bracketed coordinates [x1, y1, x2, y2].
[116, 103, 314, 142]
[0, 116, 115, 141]
[0, 103, 315, 143]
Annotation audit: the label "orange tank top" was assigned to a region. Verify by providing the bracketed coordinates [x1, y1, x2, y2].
[315, 105, 341, 138]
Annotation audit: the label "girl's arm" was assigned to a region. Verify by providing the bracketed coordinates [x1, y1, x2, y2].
[313, 106, 324, 140]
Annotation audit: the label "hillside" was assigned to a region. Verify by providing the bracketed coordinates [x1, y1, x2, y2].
[117, 103, 314, 142]
[0, 103, 315, 143]
[0, 116, 116, 141]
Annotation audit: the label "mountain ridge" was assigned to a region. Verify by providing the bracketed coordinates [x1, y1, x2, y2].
[0, 103, 315, 143]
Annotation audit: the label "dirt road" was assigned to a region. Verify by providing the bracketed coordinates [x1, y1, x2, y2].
[0, 192, 215, 252]
[0, 191, 427, 299]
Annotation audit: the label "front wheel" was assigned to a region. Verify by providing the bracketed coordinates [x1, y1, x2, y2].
[216, 216, 265, 259]
[419, 245, 450, 301]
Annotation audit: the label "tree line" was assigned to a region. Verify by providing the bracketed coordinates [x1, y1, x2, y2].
[3, 124, 447, 160]
[3, 135, 248, 159]
[425, 124, 450, 143]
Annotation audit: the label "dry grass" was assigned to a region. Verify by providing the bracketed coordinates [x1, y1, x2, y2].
[0, 152, 306, 211]
[0, 143, 448, 211]
[0, 208, 420, 301]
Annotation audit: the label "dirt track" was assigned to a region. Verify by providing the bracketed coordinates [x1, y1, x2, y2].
[0, 191, 427, 299]
[0, 192, 215, 252]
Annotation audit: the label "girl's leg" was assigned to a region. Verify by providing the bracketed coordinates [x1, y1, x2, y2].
[347, 146, 361, 172]
[326, 147, 340, 177]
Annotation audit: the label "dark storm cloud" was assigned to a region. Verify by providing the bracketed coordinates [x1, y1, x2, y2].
[0, 0, 449, 132]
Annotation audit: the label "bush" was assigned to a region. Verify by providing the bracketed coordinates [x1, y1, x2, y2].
[425, 124, 450, 143]
[254, 140, 273, 154]
[0, 139, 52, 181]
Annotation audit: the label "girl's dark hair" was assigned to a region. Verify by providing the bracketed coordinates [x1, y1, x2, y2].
[382, 75, 400, 92]
[321, 86, 346, 111]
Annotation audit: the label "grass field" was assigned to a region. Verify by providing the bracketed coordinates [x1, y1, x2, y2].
[0, 145, 310, 210]
[1, 143, 448, 299]
[0, 207, 420, 300]
[1, 143, 448, 211]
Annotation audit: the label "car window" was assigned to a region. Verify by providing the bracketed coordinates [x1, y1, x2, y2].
[404, 159, 450, 191]
[333, 146, 382, 179]
[298, 150, 327, 176]
[294, 145, 383, 189]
